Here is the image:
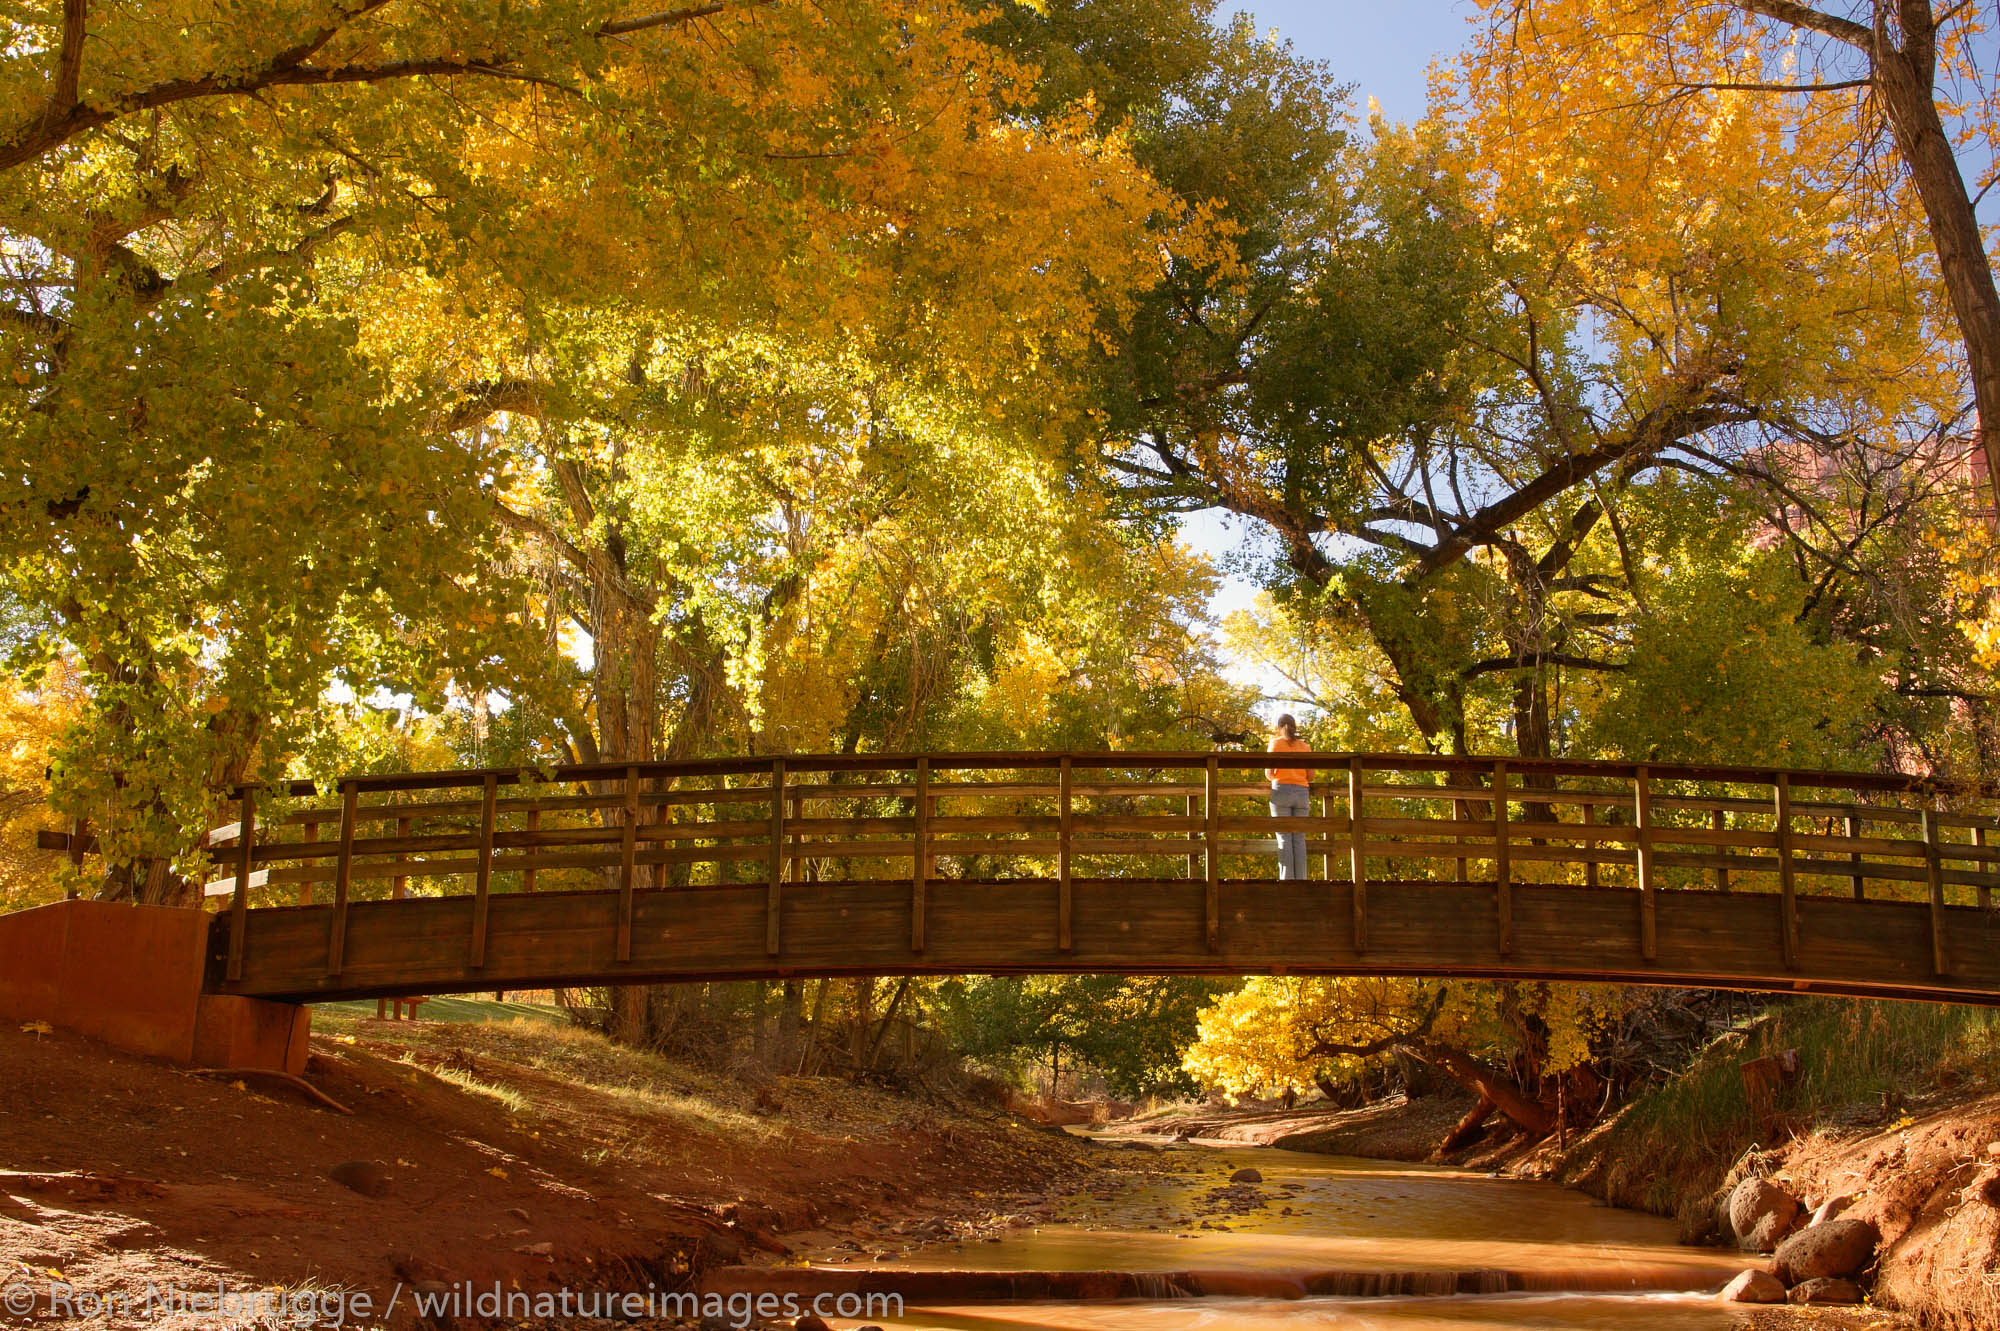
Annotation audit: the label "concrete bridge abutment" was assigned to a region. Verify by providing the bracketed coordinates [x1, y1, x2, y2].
[0, 899, 308, 1074]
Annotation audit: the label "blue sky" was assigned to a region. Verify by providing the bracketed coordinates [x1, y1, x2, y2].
[1227, 0, 1472, 123]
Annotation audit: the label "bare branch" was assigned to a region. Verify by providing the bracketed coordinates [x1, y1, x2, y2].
[1731, 0, 1874, 49]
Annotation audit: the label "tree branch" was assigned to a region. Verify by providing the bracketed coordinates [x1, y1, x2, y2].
[1730, 0, 1874, 49]
[1460, 652, 1627, 679]
[0, 0, 773, 174]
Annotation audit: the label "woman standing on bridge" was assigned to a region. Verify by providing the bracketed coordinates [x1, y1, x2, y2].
[1267, 715, 1311, 880]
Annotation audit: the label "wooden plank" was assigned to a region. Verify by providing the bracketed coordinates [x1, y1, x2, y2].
[1059, 757, 1074, 952]
[1204, 756, 1220, 952]
[617, 766, 639, 963]
[1073, 813, 1205, 834]
[326, 783, 359, 976]
[1349, 760, 1368, 953]
[926, 815, 1061, 835]
[239, 746, 1994, 796]
[226, 790, 256, 982]
[1923, 809, 1948, 977]
[1493, 762, 1512, 955]
[1634, 767, 1656, 963]
[469, 773, 498, 969]
[912, 758, 929, 953]
[766, 758, 786, 957]
[1713, 809, 1730, 892]
[1775, 773, 1799, 970]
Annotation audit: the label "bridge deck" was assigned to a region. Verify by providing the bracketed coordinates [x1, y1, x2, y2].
[198, 752, 2000, 1006]
[210, 878, 2000, 1005]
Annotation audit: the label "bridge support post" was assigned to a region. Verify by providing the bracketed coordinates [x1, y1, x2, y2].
[1980, 826, 1992, 911]
[2, 900, 307, 1076]
[1845, 812, 1863, 900]
[766, 758, 786, 958]
[616, 766, 638, 963]
[1493, 761, 1512, 957]
[226, 788, 256, 983]
[912, 758, 929, 952]
[327, 781, 358, 976]
[1349, 760, 1368, 954]
[1058, 757, 1073, 953]
[1922, 809, 1949, 978]
[1774, 774, 1799, 970]
[1634, 766, 1656, 963]
[1581, 800, 1598, 888]
[1204, 756, 1220, 952]
[468, 773, 497, 969]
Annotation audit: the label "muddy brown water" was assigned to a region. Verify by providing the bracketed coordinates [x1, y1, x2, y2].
[803, 1143, 1756, 1329]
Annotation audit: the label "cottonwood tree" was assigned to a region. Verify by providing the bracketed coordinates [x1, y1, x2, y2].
[1465, 0, 2000, 517]
[0, 0, 1171, 895]
[1184, 975, 1622, 1139]
[1096, 33, 1958, 763]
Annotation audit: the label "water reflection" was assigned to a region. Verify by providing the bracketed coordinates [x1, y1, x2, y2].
[825, 1147, 1753, 1328]
[852, 1291, 1742, 1330]
[880, 1148, 1743, 1289]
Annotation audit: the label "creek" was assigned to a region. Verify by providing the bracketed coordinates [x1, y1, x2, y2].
[828, 1143, 1753, 1330]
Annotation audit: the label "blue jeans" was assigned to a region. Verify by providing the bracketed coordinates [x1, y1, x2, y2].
[1270, 783, 1310, 879]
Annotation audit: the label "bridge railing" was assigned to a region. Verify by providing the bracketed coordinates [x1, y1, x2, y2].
[205, 753, 2000, 983]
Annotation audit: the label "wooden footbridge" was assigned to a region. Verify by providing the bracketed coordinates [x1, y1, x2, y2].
[202, 753, 2000, 1006]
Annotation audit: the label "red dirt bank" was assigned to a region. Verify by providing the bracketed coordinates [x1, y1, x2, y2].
[0, 1017, 1099, 1328]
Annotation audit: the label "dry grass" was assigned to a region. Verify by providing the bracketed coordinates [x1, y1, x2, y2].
[1556, 998, 2000, 1219]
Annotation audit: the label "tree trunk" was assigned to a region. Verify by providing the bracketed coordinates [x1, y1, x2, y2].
[1732, 0, 2000, 514]
[1438, 1095, 1498, 1154]
[612, 986, 646, 1045]
[778, 979, 803, 1069]
[1868, 14, 2000, 516]
[1410, 1039, 1555, 1137]
[797, 978, 831, 1076]
[864, 977, 912, 1071]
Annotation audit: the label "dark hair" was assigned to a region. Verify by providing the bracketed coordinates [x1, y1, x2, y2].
[1275, 714, 1297, 740]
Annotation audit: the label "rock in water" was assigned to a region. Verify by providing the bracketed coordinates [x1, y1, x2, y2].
[1229, 1168, 1263, 1184]
[327, 1160, 390, 1197]
[1727, 1177, 1801, 1252]
[1788, 1276, 1865, 1305]
[1719, 1270, 1786, 1304]
[1774, 1218, 1879, 1284]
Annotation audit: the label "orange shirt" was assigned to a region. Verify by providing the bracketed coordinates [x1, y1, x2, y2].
[1267, 736, 1310, 788]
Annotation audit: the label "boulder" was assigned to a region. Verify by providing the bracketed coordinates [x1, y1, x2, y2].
[327, 1160, 390, 1198]
[1788, 1276, 1865, 1305]
[1773, 1218, 1879, 1284]
[1229, 1168, 1263, 1184]
[1727, 1177, 1801, 1252]
[1719, 1270, 1786, 1304]
[1808, 1193, 1854, 1226]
